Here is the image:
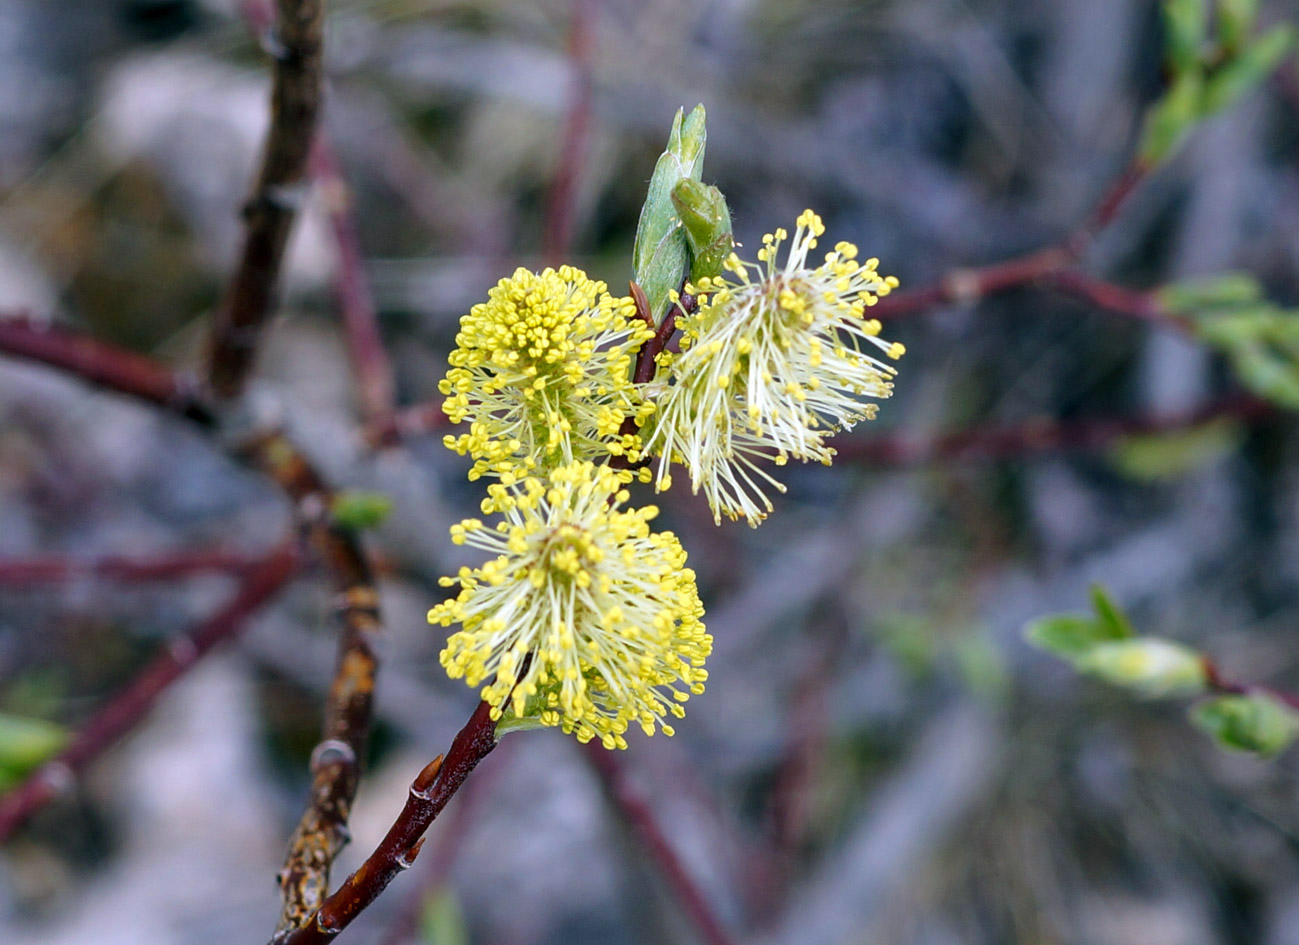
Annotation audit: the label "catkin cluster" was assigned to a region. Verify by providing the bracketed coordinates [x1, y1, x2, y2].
[430, 212, 903, 747]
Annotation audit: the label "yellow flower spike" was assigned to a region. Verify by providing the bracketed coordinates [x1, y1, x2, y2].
[440, 267, 653, 481]
[640, 209, 903, 526]
[430, 461, 711, 748]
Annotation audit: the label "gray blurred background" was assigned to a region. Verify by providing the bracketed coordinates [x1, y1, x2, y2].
[3, 1, 1299, 944]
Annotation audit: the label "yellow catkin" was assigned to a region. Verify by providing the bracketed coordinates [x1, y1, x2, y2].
[640, 211, 904, 526]
[428, 461, 711, 749]
[439, 267, 654, 482]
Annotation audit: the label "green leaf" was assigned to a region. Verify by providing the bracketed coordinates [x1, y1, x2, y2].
[1162, 0, 1209, 75]
[1089, 585, 1137, 640]
[331, 491, 394, 530]
[1227, 339, 1299, 408]
[1074, 638, 1207, 697]
[1203, 24, 1295, 115]
[1110, 418, 1244, 481]
[1024, 615, 1114, 659]
[1167, 273, 1299, 411]
[1024, 587, 1136, 662]
[1159, 272, 1263, 313]
[1138, 70, 1205, 166]
[671, 178, 734, 283]
[0, 713, 67, 791]
[420, 888, 469, 945]
[632, 105, 707, 324]
[1191, 692, 1299, 756]
[1217, 0, 1260, 54]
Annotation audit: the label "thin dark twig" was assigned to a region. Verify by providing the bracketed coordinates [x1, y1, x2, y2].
[0, 316, 214, 424]
[873, 160, 1150, 321]
[313, 139, 398, 432]
[583, 743, 740, 945]
[207, 0, 325, 400]
[0, 549, 262, 586]
[239, 428, 387, 936]
[832, 393, 1276, 466]
[372, 741, 513, 945]
[1203, 659, 1299, 713]
[1, 313, 387, 934]
[1042, 269, 1189, 328]
[633, 289, 694, 384]
[274, 700, 501, 945]
[0, 542, 301, 842]
[362, 401, 451, 449]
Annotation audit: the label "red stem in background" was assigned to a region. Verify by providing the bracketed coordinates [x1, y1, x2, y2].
[874, 160, 1150, 322]
[0, 316, 214, 424]
[312, 139, 398, 432]
[0, 549, 262, 586]
[362, 401, 451, 449]
[583, 743, 740, 945]
[1043, 269, 1186, 327]
[1203, 659, 1299, 713]
[832, 393, 1275, 467]
[0, 542, 301, 841]
[2, 308, 387, 935]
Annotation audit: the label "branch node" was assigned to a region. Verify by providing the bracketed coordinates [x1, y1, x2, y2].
[259, 26, 292, 62]
[409, 754, 445, 800]
[942, 268, 984, 306]
[311, 739, 359, 773]
[167, 635, 200, 666]
[244, 182, 312, 219]
[395, 837, 426, 870]
[39, 761, 75, 796]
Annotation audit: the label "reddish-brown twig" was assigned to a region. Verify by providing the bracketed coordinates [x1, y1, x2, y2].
[633, 287, 694, 384]
[0, 316, 214, 424]
[274, 700, 501, 945]
[215, 7, 391, 926]
[1, 319, 387, 932]
[313, 139, 398, 432]
[207, 0, 325, 400]
[0, 549, 261, 586]
[1042, 269, 1188, 328]
[873, 161, 1150, 321]
[240, 427, 387, 936]
[371, 740, 514, 945]
[832, 393, 1275, 467]
[1203, 658, 1299, 713]
[0, 542, 301, 842]
[362, 401, 451, 449]
[583, 743, 739, 945]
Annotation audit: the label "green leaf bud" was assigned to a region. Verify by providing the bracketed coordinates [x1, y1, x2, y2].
[1162, 0, 1209, 75]
[0, 713, 67, 790]
[1217, 0, 1260, 54]
[671, 178, 734, 283]
[633, 105, 707, 324]
[1138, 70, 1205, 166]
[331, 490, 395, 530]
[1203, 25, 1295, 116]
[1075, 638, 1207, 697]
[1191, 692, 1299, 756]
